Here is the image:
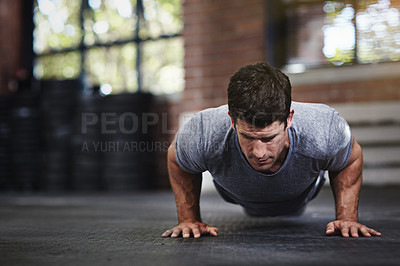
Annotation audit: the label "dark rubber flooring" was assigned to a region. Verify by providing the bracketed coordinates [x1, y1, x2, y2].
[0, 186, 399, 266]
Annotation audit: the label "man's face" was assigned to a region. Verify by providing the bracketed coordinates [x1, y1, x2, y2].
[230, 111, 293, 174]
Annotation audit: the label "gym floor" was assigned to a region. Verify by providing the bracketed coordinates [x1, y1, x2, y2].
[0, 186, 399, 266]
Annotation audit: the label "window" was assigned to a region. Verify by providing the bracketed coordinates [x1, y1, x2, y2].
[268, 0, 400, 72]
[33, 0, 184, 95]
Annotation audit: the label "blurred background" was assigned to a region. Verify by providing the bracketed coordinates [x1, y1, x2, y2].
[0, 0, 399, 192]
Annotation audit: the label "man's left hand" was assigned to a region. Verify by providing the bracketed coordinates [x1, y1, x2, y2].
[326, 220, 381, 238]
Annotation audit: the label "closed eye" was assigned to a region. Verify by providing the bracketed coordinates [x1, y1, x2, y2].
[261, 135, 277, 142]
[240, 133, 277, 141]
[241, 134, 254, 140]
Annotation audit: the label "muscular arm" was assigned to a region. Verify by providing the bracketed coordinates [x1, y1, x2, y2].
[168, 140, 202, 222]
[326, 137, 381, 237]
[329, 137, 362, 221]
[161, 140, 218, 238]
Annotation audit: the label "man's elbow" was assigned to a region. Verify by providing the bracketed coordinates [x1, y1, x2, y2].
[352, 139, 363, 167]
[167, 141, 178, 167]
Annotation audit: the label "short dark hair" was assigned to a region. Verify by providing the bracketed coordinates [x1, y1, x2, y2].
[228, 62, 292, 128]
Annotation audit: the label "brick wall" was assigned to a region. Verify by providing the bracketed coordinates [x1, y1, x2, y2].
[292, 77, 400, 104]
[153, 0, 267, 188]
[180, 0, 400, 117]
[182, 0, 267, 113]
[0, 0, 22, 94]
[2, 0, 399, 188]
[155, 0, 400, 188]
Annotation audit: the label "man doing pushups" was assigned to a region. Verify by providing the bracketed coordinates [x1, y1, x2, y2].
[162, 63, 381, 239]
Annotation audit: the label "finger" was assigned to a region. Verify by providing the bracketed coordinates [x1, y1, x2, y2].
[161, 229, 172, 237]
[326, 223, 335, 235]
[350, 226, 359, 238]
[360, 226, 371, 237]
[192, 227, 201, 238]
[209, 228, 218, 237]
[171, 228, 181, 238]
[341, 226, 350, 238]
[182, 228, 190, 238]
[368, 228, 382, 237]
[206, 226, 218, 237]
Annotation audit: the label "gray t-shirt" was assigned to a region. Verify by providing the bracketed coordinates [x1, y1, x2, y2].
[175, 102, 352, 209]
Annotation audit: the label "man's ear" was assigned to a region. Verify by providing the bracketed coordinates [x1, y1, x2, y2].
[228, 111, 236, 130]
[286, 109, 294, 129]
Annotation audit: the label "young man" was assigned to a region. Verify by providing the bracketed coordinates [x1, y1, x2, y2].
[162, 63, 381, 239]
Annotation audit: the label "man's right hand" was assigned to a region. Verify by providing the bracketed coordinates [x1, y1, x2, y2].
[161, 221, 218, 238]
[164, 142, 216, 238]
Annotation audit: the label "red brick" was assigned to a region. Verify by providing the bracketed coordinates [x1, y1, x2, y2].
[0, 0, 22, 93]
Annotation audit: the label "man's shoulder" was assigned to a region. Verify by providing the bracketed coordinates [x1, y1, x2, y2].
[198, 105, 229, 120]
[177, 104, 231, 145]
[292, 101, 336, 118]
[180, 105, 229, 129]
[291, 102, 350, 159]
[291, 102, 337, 138]
[198, 105, 232, 142]
[174, 105, 231, 173]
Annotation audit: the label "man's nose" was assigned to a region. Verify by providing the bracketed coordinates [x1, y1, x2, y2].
[252, 140, 267, 159]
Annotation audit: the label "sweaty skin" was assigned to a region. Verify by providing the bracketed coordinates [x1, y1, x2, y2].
[162, 111, 381, 238]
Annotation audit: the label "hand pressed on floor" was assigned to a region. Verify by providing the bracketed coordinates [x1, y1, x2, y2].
[326, 220, 381, 238]
[162, 221, 218, 238]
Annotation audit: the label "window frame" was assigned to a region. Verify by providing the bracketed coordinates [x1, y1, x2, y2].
[267, 0, 400, 71]
[33, 0, 182, 93]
